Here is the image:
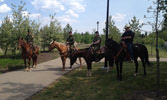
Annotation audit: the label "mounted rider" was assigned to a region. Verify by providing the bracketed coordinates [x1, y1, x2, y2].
[91, 31, 101, 62]
[66, 31, 75, 55]
[26, 29, 35, 52]
[121, 25, 135, 62]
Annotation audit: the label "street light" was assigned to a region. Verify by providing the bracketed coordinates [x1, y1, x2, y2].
[102, 0, 109, 69]
[97, 21, 99, 32]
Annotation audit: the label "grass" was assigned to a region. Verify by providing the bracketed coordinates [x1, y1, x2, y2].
[0, 58, 24, 73]
[146, 45, 167, 58]
[29, 62, 167, 100]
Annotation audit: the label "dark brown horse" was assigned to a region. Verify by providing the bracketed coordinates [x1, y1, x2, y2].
[49, 40, 82, 71]
[17, 38, 39, 71]
[70, 47, 106, 76]
[105, 38, 150, 80]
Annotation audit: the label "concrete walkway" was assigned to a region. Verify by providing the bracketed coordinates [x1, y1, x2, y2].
[0, 57, 166, 100]
[0, 57, 79, 100]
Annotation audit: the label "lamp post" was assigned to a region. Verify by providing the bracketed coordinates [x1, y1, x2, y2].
[103, 0, 109, 68]
[97, 21, 99, 32]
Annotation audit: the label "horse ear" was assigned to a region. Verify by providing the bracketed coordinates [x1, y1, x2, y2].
[21, 38, 23, 40]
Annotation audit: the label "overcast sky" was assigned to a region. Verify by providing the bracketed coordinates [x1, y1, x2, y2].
[0, 0, 156, 34]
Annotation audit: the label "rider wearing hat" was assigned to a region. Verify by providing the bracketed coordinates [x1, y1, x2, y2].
[66, 31, 75, 54]
[26, 29, 35, 52]
[91, 31, 101, 62]
[121, 25, 135, 62]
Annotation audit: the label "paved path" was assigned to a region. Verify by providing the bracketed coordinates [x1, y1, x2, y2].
[0, 57, 79, 100]
[0, 57, 166, 100]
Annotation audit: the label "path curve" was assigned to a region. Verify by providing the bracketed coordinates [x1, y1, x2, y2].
[0, 57, 79, 100]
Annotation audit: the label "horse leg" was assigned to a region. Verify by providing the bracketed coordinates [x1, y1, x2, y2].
[28, 58, 31, 72]
[32, 57, 35, 68]
[141, 57, 146, 76]
[120, 61, 123, 80]
[24, 58, 27, 71]
[116, 61, 120, 80]
[34, 56, 38, 68]
[86, 60, 92, 76]
[107, 58, 114, 72]
[61, 57, 66, 71]
[79, 57, 82, 70]
[134, 57, 138, 76]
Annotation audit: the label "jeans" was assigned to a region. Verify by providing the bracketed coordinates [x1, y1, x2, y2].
[126, 42, 133, 59]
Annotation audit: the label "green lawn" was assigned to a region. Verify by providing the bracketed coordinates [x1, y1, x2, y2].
[0, 58, 24, 72]
[29, 62, 167, 100]
[146, 45, 167, 58]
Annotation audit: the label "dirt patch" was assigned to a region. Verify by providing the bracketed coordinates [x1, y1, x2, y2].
[37, 51, 59, 64]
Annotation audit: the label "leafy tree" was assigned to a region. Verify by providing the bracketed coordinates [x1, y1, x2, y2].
[11, 0, 31, 54]
[63, 23, 72, 40]
[40, 13, 63, 51]
[103, 16, 121, 42]
[128, 16, 144, 44]
[0, 16, 13, 56]
[159, 0, 167, 30]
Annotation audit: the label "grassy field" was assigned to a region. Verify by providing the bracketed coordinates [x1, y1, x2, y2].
[29, 62, 167, 100]
[146, 45, 167, 58]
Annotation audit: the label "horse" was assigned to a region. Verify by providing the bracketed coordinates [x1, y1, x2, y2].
[49, 40, 82, 71]
[105, 38, 150, 80]
[17, 38, 39, 71]
[70, 46, 106, 76]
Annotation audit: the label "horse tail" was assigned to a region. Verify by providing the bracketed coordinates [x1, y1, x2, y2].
[144, 46, 151, 66]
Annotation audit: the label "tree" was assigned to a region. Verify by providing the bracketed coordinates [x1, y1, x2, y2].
[40, 13, 63, 51]
[11, 0, 31, 54]
[103, 16, 121, 42]
[128, 16, 144, 44]
[159, 0, 167, 30]
[0, 16, 13, 56]
[63, 23, 72, 40]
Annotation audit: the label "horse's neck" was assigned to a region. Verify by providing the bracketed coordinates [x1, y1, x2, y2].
[112, 42, 122, 54]
[21, 41, 30, 53]
[54, 42, 65, 52]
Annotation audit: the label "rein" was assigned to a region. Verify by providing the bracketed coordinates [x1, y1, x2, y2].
[113, 44, 125, 61]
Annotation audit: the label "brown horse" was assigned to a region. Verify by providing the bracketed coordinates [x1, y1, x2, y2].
[49, 40, 82, 71]
[17, 38, 39, 71]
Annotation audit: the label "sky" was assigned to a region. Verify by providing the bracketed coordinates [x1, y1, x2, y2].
[0, 0, 156, 34]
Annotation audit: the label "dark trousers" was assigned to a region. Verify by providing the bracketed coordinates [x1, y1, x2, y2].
[126, 42, 133, 59]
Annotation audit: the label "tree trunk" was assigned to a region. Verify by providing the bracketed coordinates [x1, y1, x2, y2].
[4, 47, 8, 57]
[155, 0, 160, 97]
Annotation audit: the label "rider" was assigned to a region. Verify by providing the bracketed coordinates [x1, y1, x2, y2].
[66, 31, 75, 55]
[26, 29, 35, 52]
[91, 31, 101, 62]
[121, 25, 135, 62]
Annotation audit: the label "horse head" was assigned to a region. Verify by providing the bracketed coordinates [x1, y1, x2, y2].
[49, 40, 56, 51]
[17, 37, 24, 49]
[105, 38, 114, 49]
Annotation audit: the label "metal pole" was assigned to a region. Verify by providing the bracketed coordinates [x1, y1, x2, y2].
[104, 0, 109, 68]
[97, 21, 99, 32]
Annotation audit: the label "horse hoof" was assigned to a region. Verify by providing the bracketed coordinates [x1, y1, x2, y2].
[134, 73, 138, 76]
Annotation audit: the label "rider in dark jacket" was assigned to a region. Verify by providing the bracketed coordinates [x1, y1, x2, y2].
[91, 31, 101, 62]
[66, 31, 75, 54]
[26, 29, 35, 52]
[121, 25, 135, 62]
